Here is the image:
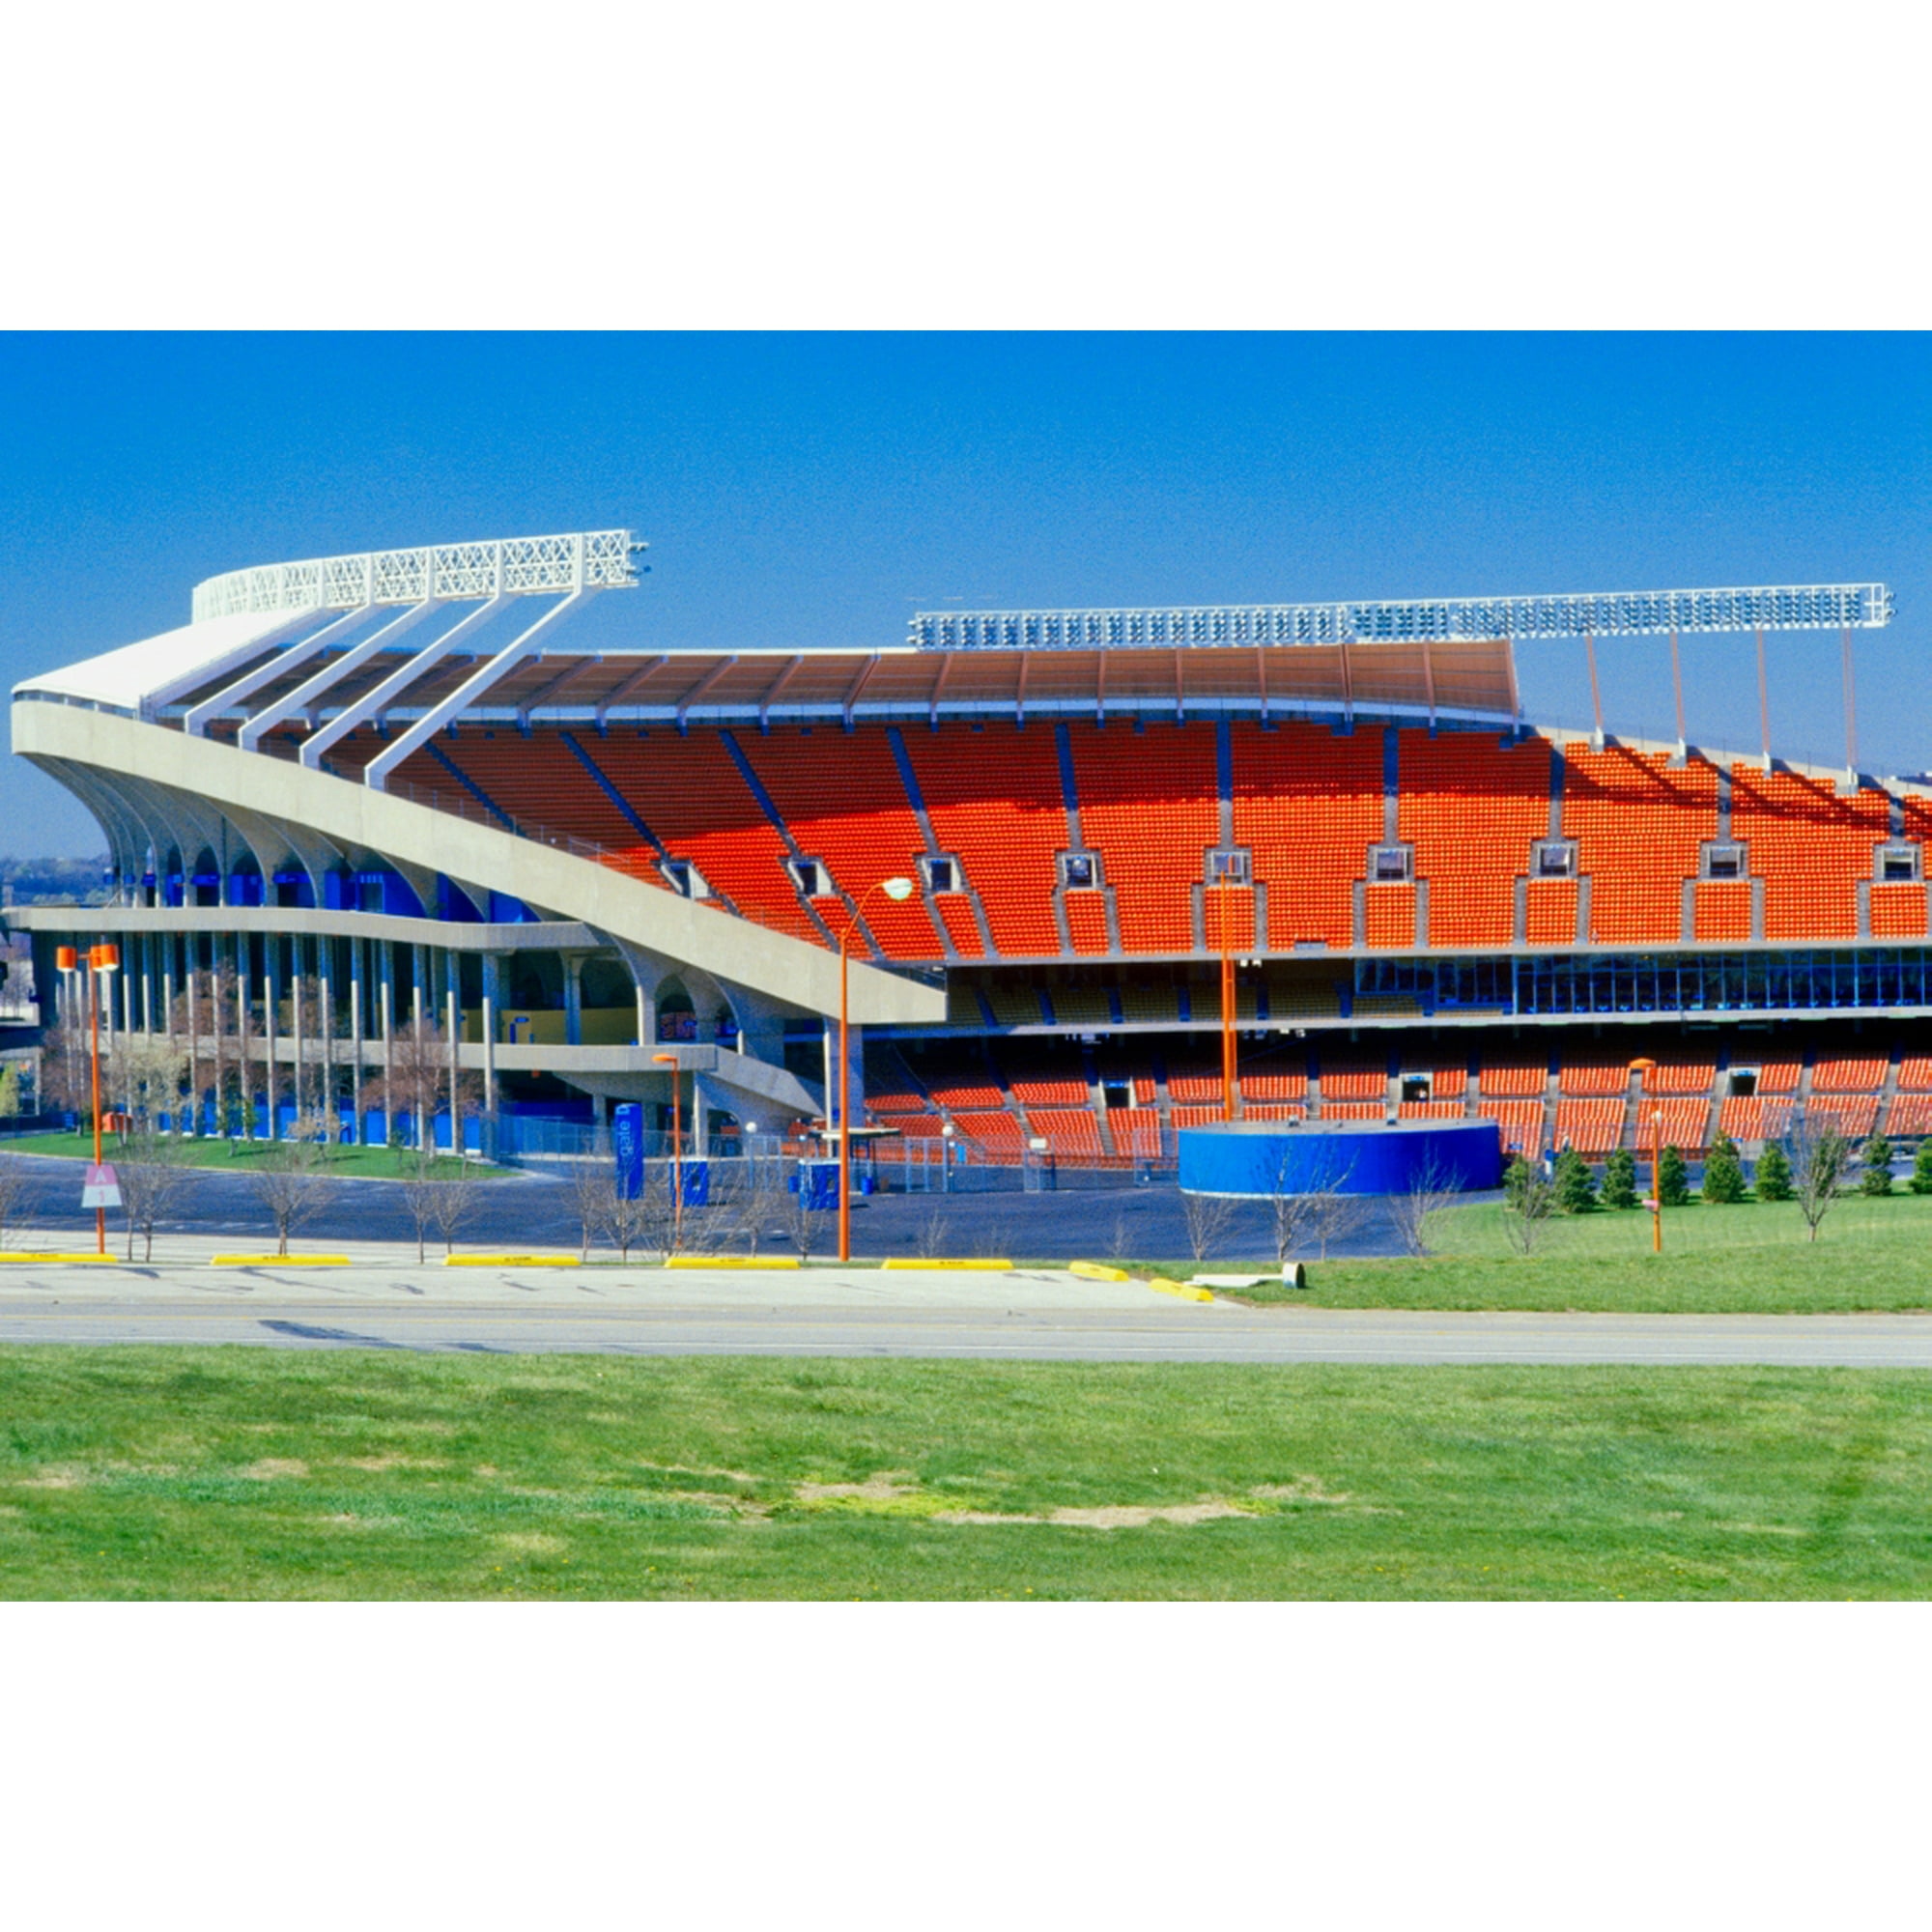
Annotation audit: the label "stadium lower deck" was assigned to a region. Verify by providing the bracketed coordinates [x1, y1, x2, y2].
[20, 553, 1929, 1172]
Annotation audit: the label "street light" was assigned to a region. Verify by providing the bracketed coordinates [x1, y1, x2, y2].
[62, 943, 120, 1254]
[836, 876, 916, 1264]
[1212, 873, 1241, 1122]
[651, 1051, 682, 1252]
[1629, 1057, 1662, 1252]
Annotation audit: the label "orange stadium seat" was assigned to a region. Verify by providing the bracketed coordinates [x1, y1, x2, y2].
[1320, 1061, 1387, 1101]
[1231, 721, 1382, 951]
[1065, 721, 1218, 954]
[1479, 1061, 1546, 1097]
[1109, 1107, 1165, 1157]
[1871, 883, 1929, 940]
[1399, 730, 1549, 948]
[1884, 1095, 1932, 1136]
[1717, 1096, 1794, 1143]
[900, 724, 1067, 957]
[736, 726, 946, 958]
[1805, 1094, 1880, 1138]
[1635, 1097, 1714, 1152]
[1645, 1062, 1716, 1095]
[1731, 767, 1889, 944]
[1559, 1060, 1629, 1096]
[1240, 1069, 1309, 1101]
[1564, 745, 1716, 944]
[1896, 1057, 1932, 1093]
[1554, 1098, 1626, 1153]
[1811, 1057, 1887, 1094]
[1479, 1100, 1546, 1160]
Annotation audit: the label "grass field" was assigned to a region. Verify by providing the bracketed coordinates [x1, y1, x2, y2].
[2, 1348, 1929, 1599]
[1207, 1190, 1932, 1313]
[1, 1131, 495, 1180]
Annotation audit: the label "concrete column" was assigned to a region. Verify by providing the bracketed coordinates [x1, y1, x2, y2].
[562, 952, 584, 1046]
[319, 937, 333, 1131]
[445, 950, 461, 1156]
[481, 952, 503, 1120]
[349, 937, 364, 1142]
[381, 939, 395, 1144]
[236, 931, 251, 1138]
[265, 934, 281, 1139]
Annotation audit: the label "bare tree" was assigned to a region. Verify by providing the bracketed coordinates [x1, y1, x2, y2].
[116, 1122, 192, 1262]
[0, 1154, 33, 1251]
[248, 1109, 337, 1257]
[111, 1033, 188, 1132]
[776, 1158, 822, 1263]
[1180, 1187, 1239, 1263]
[1788, 1117, 1852, 1243]
[563, 1156, 612, 1262]
[1500, 1154, 1558, 1256]
[427, 1156, 479, 1259]
[399, 1146, 443, 1264]
[1264, 1148, 1319, 1271]
[1387, 1152, 1461, 1259]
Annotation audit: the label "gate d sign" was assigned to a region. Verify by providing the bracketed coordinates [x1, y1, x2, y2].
[82, 1163, 122, 1209]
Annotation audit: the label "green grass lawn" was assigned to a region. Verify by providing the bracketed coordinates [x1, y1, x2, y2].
[1204, 1189, 1932, 1313]
[1, 1348, 1929, 1598]
[0, 1131, 499, 1180]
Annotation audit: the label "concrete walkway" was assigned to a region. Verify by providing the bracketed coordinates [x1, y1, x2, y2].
[0, 1251, 1927, 1363]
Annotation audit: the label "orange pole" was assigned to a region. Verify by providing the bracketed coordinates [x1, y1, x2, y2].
[670, 1069, 682, 1252]
[1218, 883, 1236, 1122]
[89, 964, 104, 1254]
[838, 925, 852, 1263]
[1651, 1100, 1662, 1253]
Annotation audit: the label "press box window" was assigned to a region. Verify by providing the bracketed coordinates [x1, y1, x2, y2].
[1369, 844, 1412, 884]
[662, 860, 696, 897]
[1060, 852, 1102, 890]
[922, 855, 959, 894]
[1532, 840, 1577, 879]
[1206, 848, 1251, 886]
[789, 858, 829, 897]
[1877, 843, 1921, 883]
[1702, 843, 1746, 881]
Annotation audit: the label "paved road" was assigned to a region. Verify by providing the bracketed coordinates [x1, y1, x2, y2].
[0, 1148, 1415, 1264]
[1, 1291, 1929, 1364]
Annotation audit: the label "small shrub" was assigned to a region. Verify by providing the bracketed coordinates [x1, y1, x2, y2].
[1909, 1143, 1932, 1196]
[1860, 1133, 1894, 1197]
[1553, 1147, 1597, 1214]
[1657, 1144, 1690, 1208]
[1701, 1133, 1746, 1205]
[1601, 1147, 1638, 1210]
[1754, 1141, 1793, 1202]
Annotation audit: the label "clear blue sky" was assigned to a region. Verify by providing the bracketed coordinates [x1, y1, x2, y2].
[2, 331, 1926, 854]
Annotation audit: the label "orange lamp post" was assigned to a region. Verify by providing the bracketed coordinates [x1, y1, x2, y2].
[85, 943, 120, 1254]
[1214, 877, 1241, 1122]
[837, 876, 916, 1264]
[651, 1051, 682, 1252]
[1629, 1056, 1662, 1252]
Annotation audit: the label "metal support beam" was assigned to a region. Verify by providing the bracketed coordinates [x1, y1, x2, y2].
[1843, 625, 1860, 781]
[240, 599, 443, 752]
[185, 605, 377, 738]
[1756, 626, 1772, 770]
[300, 596, 508, 769]
[366, 592, 590, 790]
[1669, 627, 1687, 758]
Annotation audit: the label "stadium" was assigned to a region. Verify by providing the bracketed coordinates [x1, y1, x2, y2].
[8, 527, 1924, 1179]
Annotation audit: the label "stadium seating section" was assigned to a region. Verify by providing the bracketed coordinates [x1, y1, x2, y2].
[381, 724, 1922, 981]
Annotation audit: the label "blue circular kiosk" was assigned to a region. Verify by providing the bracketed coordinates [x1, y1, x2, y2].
[1178, 1119, 1501, 1197]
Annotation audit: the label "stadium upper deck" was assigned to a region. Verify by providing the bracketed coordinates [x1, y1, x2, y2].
[8, 530, 1924, 1138]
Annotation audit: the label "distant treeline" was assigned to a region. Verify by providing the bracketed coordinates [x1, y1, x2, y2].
[0, 857, 111, 906]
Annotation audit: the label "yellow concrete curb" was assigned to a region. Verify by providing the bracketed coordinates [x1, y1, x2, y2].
[1069, 1260, 1131, 1282]
[0, 1252, 117, 1264]
[444, 1254, 580, 1267]
[880, 1258, 1013, 1272]
[212, 1254, 353, 1266]
[1147, 1277, 1216, 1303]
[666, 1255, 801, 1269]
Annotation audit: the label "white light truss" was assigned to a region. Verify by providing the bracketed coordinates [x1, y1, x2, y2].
[190, 530, 641, 621]
[910, 582, 1893, 651]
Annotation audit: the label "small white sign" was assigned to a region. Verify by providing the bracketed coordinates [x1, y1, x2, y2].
[81, 1162, 121, 1209]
